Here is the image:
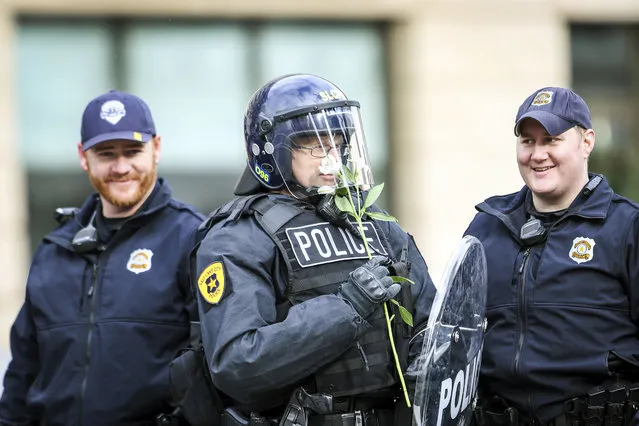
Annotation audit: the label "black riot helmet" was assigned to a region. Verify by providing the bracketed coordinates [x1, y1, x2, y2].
[234, 74, 375, 199]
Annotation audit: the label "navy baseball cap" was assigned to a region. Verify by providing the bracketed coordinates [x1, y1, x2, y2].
[514, 87, 592, 136]
[81, 90, 156, 151]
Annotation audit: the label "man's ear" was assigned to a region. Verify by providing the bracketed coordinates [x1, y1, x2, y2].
[78, 142, 89, 171]
[583, 129, 595, 159]
[153, 135, 162, 165]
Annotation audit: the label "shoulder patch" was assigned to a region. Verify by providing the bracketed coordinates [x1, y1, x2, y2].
[198, 261, 226, 305]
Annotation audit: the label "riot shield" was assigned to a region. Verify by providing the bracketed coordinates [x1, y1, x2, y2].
[412, 235, 487, 426]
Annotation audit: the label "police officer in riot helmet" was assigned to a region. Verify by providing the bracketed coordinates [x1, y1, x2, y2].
[194, 74, 436, 426]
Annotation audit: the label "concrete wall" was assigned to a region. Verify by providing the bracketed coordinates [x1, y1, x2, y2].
[1, 0, 638, 362]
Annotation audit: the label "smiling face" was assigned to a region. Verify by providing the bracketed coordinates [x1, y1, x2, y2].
[516, 119, 595, 212]
[78, 137, 162, 218]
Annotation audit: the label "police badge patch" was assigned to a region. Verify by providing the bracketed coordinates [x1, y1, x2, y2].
[126, 249, 153, 274]
[198, 261, 226, 305]
[569, 237, 595, 264]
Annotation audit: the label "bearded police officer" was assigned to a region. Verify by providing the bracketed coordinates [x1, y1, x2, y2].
[0, 90, 204, 426]
[194, 74, 436, 426]
[465, 87, 639, 425]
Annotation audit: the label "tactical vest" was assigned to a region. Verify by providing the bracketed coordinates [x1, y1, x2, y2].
[203, 194, 409, 398]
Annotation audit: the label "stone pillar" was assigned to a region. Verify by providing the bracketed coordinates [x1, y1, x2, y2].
[388, 0, 570, 283]
[0, 5, 28, 354]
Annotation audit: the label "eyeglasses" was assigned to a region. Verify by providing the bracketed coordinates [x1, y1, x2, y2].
[291, 143, 349, 158]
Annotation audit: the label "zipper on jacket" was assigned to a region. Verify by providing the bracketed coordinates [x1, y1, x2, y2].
[78, 261, 99, 425]
[515, 247, 538, 416]
[79, 263, 90, 312]
[514, 247, 530, 376]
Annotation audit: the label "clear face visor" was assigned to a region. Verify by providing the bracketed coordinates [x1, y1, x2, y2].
[272, 103, 374, 198]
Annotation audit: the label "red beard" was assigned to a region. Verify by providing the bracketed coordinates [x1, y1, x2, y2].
[88, 160, 157, 210]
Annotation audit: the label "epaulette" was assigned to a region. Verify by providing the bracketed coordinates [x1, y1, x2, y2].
[197, 194, 270, 236]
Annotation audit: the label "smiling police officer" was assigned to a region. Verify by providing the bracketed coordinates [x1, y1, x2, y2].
[0, 90, 204, 426]
[465, 87, 639, 426]
[194, 74, 436, 426]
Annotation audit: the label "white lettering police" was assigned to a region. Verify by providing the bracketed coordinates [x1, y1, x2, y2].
[436, 351, 482, 426]
[286, 222, 387, 268]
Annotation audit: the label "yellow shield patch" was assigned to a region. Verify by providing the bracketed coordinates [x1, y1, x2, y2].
[198, 261, 226, 305]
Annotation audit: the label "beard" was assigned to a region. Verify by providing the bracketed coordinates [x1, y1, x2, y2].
[88, 157, 157, 210]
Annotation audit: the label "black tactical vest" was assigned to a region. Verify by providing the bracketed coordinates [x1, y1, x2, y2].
[203, 194, 407, 398]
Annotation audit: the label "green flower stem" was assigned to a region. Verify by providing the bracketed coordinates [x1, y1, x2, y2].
[343, 187, 410, 408]
[384, 303, 411, 408]
[355, 217, 372, 259]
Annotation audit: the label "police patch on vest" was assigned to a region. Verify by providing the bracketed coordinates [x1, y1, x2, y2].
[198, 261, 226, 304]
[285, 222, 387, 268]
[569, 236, 595, 264]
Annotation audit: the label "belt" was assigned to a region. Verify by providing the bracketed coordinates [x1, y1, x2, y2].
[475, 403, 637, 426]
[308, 408, 393, 426]
[309, 411, 364, 426]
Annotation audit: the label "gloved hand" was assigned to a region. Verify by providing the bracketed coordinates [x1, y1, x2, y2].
[338, 256, 402, 319]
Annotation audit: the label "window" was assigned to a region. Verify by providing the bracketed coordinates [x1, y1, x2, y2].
[17, 18, 389, 252]
[571, 24, 639, 201]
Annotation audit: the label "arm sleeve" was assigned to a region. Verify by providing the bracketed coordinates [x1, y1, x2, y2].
[0, 291, 40, 426]
[196, 220, 370, 405]
[178, 220, 206, 323]
[625, 214, 639, 325]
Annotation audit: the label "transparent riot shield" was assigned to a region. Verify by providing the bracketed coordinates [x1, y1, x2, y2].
[412, 235, 487, 426]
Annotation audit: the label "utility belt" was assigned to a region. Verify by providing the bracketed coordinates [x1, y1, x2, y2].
[220, 388, 398, 426]
[474, 382, 639, 426]
[220, 408, 394, 426]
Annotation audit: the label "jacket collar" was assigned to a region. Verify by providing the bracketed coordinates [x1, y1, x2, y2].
[48, 177, 173, 242]
[476, 173, 612, 237]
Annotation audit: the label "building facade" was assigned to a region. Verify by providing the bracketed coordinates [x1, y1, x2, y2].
[1, 0, 639, 364]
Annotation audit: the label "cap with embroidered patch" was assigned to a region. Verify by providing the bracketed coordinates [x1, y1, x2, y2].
[80, 90, 156, 151]
[514, 87, 592, 137]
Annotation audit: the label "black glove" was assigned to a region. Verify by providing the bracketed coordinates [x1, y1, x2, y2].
[338, 256, 402, 319]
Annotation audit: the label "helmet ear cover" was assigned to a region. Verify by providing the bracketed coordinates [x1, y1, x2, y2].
[258, 115, 273, 136]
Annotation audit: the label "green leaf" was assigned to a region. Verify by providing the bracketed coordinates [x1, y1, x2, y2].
[340, 167, 356, 184]
[363, 183, 384, 210]
[334, 194, 357, 216]
[334, 187, 349, 197]
[390, 276, 415, 285]
[389, 299, 414, 326]
[397, 305, 414, 327]
[365, 211, 398, 222]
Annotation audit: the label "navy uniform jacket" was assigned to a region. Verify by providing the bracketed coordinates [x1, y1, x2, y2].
[464, 175, 639, 422]
[0, 178, 205, 426]
[195, 194, 436, 410]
